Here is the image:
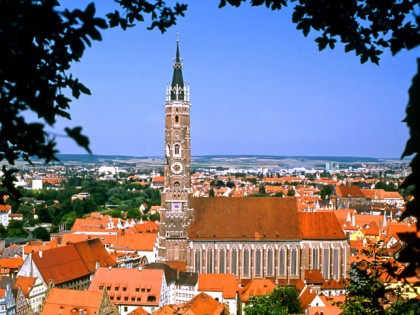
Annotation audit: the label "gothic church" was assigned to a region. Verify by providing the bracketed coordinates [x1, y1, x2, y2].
[158, 41, 350, 283]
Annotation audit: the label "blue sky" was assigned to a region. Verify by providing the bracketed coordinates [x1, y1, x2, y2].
[53, 1, 419, 158]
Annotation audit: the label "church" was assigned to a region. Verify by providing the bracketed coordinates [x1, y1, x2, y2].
[157, 40, 350, 283]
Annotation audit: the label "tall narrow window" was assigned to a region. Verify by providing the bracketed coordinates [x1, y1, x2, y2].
[267, 247, 274, 277]
[194, 249, 201, 273]
[333, 245, 340, 279]
[279, 246, 286, 276]
[174, 144, 180, 156]
[313, 245, 319, 270]
[175, 115, 179, 123]
[255, 247, 262, 277]
[231, 247, 238, 276]
[290, 246, 298, 276]
[219, 248, 226, 274]
[323, 245, 330, 279]
[243, 247, 250, 276]
[206, 248, 214, 273]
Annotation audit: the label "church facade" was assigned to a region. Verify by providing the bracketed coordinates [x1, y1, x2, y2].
[158, 41, 350, 282]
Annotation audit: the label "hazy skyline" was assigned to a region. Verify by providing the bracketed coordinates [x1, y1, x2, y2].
[52, 1, 419, 158]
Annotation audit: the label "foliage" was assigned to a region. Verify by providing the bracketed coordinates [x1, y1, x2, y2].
[32, 226, 50, 241]
[7, 220, 28, 238]
[244, 286, 302, 315]
[287, 188, 295, 196]
[209, 188, 215, 197]
[219, 1, 420, 63]
[320, 184, 333, 200]
[375, 181, 398, 192]
[0, 0, 187, 202]
[341, 260, 420, 314]
[0, 224, 7, 238]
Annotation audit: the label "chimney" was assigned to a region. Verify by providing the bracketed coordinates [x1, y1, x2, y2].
[39, 251, 43, 258]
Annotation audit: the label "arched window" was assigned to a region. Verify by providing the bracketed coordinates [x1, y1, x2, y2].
[194, 248, 201, 273]
[175, 115, 179, 123]
[313, 245, 319, 270]
[174, 144, 180, 156]
[243, 247, 250, 276]
[231, 247, 238, 276]
[279, 246, 286, 276]
[290, 246, 298, 276]
[206, 248, 214, 273]
[255, 247, 262, 277]
[267, 247, 274, 277]
[219, 247, 226, 274]
[323, 245, 330, 279]
[333, 245, 340, 279]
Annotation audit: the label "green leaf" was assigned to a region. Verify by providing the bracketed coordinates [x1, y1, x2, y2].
[65, 127, 92, 154]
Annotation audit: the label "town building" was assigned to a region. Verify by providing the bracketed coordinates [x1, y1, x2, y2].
[157, 41, 350, 283]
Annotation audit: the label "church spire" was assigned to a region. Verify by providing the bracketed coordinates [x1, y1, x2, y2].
[171, 38, 185, 100]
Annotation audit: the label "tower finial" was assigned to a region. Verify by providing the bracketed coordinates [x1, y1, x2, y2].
[176, 31, 179, 42]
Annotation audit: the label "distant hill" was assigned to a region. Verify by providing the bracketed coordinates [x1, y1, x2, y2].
[196, 155, 381, 163]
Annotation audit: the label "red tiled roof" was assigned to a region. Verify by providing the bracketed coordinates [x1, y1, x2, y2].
[116, 233, 157, 252]
[239, 279, 276, 302]
[32, 246, 90, 284]
[299, 212, 346, 240]
[0, 257, 23, 269]
[72, 238, 116, 271]
[335, 186, 365, 198]
[182, 292, 225, 315]
[189, 197, 301, 241]
[304, 269, 324, 284]
[89, 267, 164, 306]
[41, 288, 105, 314]
[165, 260, 187, 272]
[13, 276, 36, 297]
[198, 274, 239, 299]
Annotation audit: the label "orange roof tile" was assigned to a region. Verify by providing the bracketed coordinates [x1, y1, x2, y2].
[89, 267, 164, 306]
[0, 205, 11, 213]
[128, 306, 151, 315]
[0, 257, 23, 269]
[165, 260, 187, 272]
[116, 233, 157, 252]
[299, 212, 346, 240]
[335, 186, 365, 198]
[198, 274, 239, 299]
[41, 288, 105, 315]
[181, 292, 225, 315]
[239, 279, 276, 302]
[304, 269, 324, 284]
[32, 246, 90, 285]
[72, 238, 116, 271]
[189, 197, 301, 241]
[13, 276, 36, 297]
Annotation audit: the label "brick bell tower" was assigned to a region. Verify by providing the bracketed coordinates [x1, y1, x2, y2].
[158, 39, 194, 262]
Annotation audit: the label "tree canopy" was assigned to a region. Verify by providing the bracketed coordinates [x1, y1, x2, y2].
[0, 0, 187, 202]
[244, 286, 302, 315]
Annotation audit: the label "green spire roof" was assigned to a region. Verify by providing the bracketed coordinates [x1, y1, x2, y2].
[171, 40, 184, 101]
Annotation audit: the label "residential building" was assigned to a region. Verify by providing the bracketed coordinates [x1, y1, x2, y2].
[89, 267, 167, 315]
[13, 276, 47, 314]
[40, 287, 118, 315]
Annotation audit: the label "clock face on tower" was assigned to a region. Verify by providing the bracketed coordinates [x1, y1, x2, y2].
[170, 162, 183, 175]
